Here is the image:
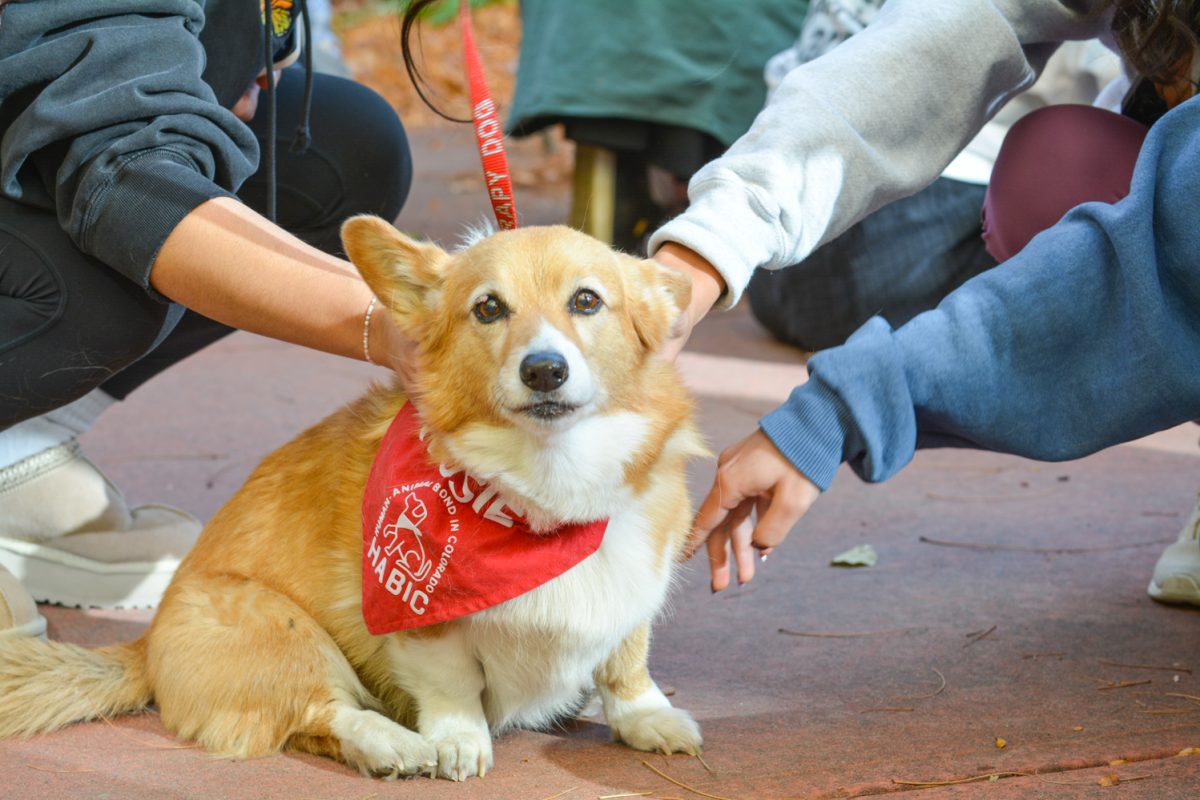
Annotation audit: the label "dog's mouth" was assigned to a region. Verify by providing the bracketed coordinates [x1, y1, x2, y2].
[515, 400, 579, 421]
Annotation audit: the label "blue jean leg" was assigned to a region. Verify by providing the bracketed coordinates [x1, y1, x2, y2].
[746, 177, 995, 352]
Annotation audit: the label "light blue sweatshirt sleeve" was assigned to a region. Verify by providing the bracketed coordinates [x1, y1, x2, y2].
[760, 95, 1200, 491]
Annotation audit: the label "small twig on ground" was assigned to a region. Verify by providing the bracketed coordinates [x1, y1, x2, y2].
[696, 754, 715, 773]
[641, 761, 738, 800]
[1036, 773, 1153, 786]
[1099, 660, 1192, 674]
[778, 626, 924, 639]
[26, 765, 98, 774]
[893, 771, 1028, 787]
[925, 491, 1053, 502]
[539, 787, 578, 800]
[1097, 679, 1153, 691]
[918, 536, 1170, 554]
[896, 668, 947, 701]
[1165, 693, 1200, 704]
[964, 625, 997, 647]
[598, 793, 652, 799]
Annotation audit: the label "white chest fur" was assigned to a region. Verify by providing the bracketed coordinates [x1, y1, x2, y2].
[446, 412, 654, 528]
[465, 492, 673, 731]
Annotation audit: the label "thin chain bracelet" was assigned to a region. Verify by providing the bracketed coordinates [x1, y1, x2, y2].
[362, 296, 378, 365]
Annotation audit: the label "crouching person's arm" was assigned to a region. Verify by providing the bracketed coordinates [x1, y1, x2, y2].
[692, 97, 1200, 588]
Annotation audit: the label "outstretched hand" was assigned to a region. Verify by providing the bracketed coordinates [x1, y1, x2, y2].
[690, 429, 821, 592]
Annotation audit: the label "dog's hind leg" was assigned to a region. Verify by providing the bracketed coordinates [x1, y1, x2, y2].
[594, 624, 703, 755]
[145, 575, 436, 777]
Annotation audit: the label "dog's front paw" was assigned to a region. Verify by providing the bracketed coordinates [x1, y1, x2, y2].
[611, 706, 703, 756]
[428, 725, 494, 781]
[332, 708, 438, 780]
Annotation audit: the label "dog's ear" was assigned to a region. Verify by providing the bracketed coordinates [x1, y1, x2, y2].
[341, 215, 448, 326]
[626, 257, 693, 353]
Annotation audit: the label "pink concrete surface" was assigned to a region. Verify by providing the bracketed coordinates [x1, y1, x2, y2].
[2, 126, 1198, 798]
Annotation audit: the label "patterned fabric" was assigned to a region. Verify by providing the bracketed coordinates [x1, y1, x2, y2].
[263, 0, 295, 37]
[260, 0, 301, 68]
[765, 0, 884, 95]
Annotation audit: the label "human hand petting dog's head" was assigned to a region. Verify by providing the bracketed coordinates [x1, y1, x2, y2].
[651, 242, 726, 362]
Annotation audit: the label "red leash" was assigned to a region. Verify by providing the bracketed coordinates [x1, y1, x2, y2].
[459, 2, 518, 230]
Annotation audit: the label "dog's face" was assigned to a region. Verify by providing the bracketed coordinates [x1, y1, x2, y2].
[342, 218, 691, 439]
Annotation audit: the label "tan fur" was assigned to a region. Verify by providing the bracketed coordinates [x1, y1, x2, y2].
[0, 221, 704, 779]
[594, 625, 654, 702]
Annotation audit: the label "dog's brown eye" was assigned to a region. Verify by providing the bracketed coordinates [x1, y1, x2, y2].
[473, 295, 508, 324]
[571, 289, 602, 315]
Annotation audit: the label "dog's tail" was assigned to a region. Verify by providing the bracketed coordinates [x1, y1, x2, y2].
[0, 636, 152, 738]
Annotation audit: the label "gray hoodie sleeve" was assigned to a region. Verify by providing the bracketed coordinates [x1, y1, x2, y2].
[0, 0, 259, 294]
[649, 0, 1113, 305]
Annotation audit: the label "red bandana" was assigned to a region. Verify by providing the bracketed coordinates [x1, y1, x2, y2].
[361, 404, 607, 634]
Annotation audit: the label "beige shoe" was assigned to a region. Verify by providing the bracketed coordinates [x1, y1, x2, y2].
[1148, 492, 1200, 607]
[0, 441, 200, 609]
[0, 564, 46, 639]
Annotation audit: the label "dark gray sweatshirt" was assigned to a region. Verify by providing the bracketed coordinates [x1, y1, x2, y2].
[0, 0, 297, 293]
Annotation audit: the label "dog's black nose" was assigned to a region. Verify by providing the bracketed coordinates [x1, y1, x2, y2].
[520, 351, 569, 392]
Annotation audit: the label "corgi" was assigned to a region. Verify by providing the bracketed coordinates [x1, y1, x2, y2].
[0, 218, 706, 780]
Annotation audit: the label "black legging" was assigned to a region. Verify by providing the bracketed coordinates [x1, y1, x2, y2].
[0, 70, 412, 428]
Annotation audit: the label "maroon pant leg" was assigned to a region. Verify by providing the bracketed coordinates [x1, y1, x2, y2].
[981, 104, 1149, 262]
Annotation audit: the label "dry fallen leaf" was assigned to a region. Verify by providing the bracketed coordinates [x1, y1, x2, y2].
[1098, 775, 1121, 787]
[1178, 747, 1200, 756]
[995, 737, 1007, 749]
[1108, 759, 1128, 766]
[1072, 726, 1084, 732]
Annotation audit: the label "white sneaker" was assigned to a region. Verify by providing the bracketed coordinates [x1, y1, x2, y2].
[0, 564, 46, 639]
[1147, 493, 1200, 607]
[0, 441, 200, 609]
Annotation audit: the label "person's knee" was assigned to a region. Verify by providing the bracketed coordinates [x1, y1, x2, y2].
[0, 234, 65, 354]
[983, 105, 1147, 261]
[311, 76, 413, 222]
[336, 80, 415, 220]
[746, 270, 845, 352]
[252, 74, 413, 252]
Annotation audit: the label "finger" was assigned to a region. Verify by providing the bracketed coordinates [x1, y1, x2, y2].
[729, 512, 758, 586]
[753, 495, 775, 561]
[706, 525, 732, 593]
[752, 481, 818, 552]
[689, 474, 747, 557]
